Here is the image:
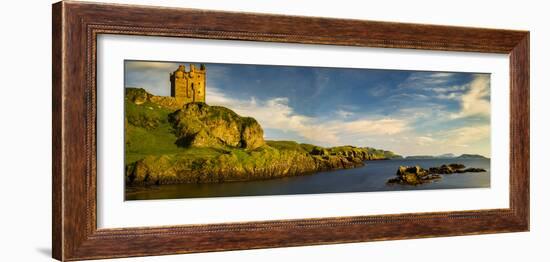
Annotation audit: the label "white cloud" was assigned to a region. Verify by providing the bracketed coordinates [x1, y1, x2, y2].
[401, 72, 490, 117]
[435, 92, 461, 100]
[415, 136, 435, 146]
[432, 85, 468, 94]
[399, 72, 478, 102]
[450, 75, 490, 119]
[207, 86, 408, 145]
[401, 72, 457, 88]
[397, 104, 447, 121]
[335, 109, 354, 118]
[388, 93, 429, 100]
[402, 125, 489, 153]
[438, 125, 490, 147]
[368, 85, 388, 97]
[179, 71, 490, 156]
[125, 61, 179, 71]
[335, 119, 407, 136]
[387, 124, 490, 157]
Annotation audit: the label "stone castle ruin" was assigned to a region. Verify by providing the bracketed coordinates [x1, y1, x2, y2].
[129, 64, 207, 110]
[125, 64, 206, 110]
[170, 64, 206, 104]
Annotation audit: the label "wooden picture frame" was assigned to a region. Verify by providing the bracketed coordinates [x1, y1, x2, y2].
[52, 1, 529, 261]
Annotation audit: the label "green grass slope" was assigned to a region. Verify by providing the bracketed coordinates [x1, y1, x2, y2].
[124, 88, 401, 185]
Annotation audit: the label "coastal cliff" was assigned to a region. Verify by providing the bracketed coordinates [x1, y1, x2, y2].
[124, 88, 401, 185]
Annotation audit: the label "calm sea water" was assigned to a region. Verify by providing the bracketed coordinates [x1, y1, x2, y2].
[125, 158, 490, 201]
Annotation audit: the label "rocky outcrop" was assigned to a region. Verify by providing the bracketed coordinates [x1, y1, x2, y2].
[124, 87, 403, 186]
[427, 163, 486, 174]
[387, 166, 441, 185]
[388, 164, 487, 185]
[169, 103, 265, 150]
[126, 87, 184, 110]
[125, 87, 150, 105]
[462, 167, 487, 172]
[125, 147, 355, 185]
[125, 144, 394, 186]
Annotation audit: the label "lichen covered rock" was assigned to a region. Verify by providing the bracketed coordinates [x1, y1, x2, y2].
[125, 144, 384, 186]
[169, 103, 265, 150]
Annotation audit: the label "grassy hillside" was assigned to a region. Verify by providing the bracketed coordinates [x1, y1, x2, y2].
[124, 88, 401, 185]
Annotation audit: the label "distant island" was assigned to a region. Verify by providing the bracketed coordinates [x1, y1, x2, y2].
[405, 154, 488, 160]
[456, 154, 490, 159]
[124, 88, 402, 186]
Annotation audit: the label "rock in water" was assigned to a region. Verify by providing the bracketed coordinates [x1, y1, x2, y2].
[448, 163, 466, 169]
[388, 164, 486, 185]
[388, 166, 441, 185]
[462, 167, 487, 173]
[428, 164, 486, 174]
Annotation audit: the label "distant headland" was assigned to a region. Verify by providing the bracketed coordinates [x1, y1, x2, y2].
[405, 154, 489, 160]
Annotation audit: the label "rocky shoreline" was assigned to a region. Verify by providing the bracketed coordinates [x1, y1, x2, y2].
[124, 88, 401, 186]
[125, 146, 394, 186]
[387, 164, 487, 185]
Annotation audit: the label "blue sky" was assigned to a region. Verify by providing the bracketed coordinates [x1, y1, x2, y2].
[125, 60, 491, 157]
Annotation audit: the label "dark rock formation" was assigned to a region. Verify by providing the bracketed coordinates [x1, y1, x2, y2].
[462, 167, 487, 173]
[388, 163, 487, 185]
[427, 164, 486, 174]
[387, 166, 441, 185]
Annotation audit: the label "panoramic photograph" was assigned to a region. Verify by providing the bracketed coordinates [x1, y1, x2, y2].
[124, 60, 491, 200]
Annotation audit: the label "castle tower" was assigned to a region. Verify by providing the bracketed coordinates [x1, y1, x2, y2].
[170, 64, 206, 105]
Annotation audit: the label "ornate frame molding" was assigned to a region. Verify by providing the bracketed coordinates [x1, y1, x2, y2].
[53, 1, 529, 261]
